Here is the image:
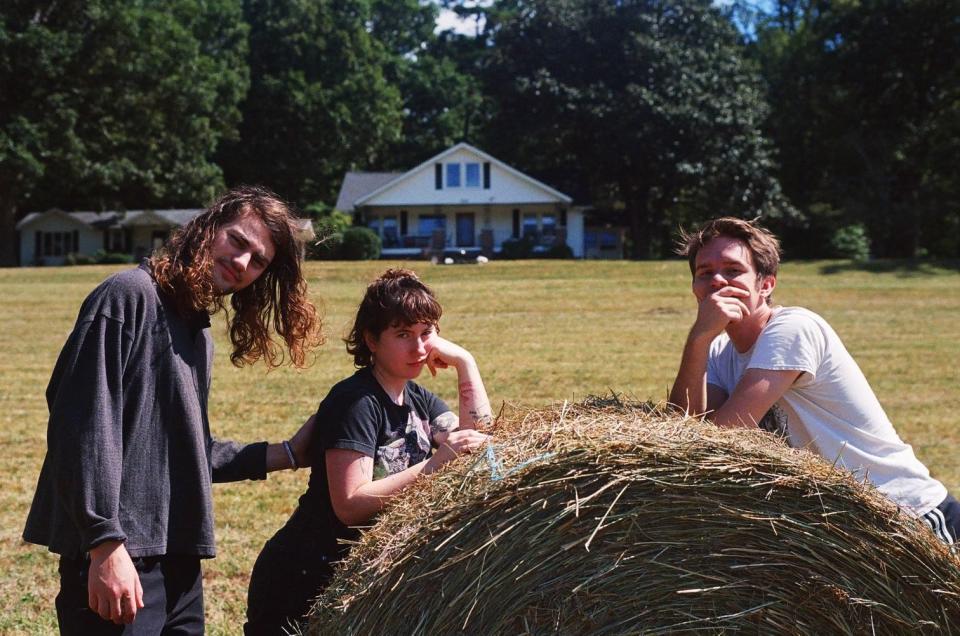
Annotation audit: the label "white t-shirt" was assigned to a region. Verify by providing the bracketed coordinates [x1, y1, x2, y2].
[707, 306, 946, 516]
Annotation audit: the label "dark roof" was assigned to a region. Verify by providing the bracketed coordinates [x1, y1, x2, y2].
[18, 209, 203, 230]
[154, 209, 204, 225]
[72, 211, 122, 227]
[335, 172, 402, 212]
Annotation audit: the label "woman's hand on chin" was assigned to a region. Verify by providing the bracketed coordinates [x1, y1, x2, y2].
[425, 336, 475, 376]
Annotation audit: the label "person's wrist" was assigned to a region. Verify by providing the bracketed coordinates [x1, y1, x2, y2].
[281, 439, 299, 470]
[689, 322, 721, 343]
[454, 353, 477, 373]
[89, 540, 122, 562]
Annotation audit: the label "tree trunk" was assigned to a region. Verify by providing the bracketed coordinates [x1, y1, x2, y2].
[0, 196, 18, 267]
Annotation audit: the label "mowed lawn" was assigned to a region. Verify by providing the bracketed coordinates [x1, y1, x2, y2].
[1, 259, 958, 634]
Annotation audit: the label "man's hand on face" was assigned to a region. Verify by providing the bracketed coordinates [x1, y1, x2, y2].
[87, 540, 143, 625]
[693, 286, 751, 339]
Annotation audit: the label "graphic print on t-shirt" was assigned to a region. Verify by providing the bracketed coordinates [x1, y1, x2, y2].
[758, 403, 789, 438]
[373, 411, 433, 480]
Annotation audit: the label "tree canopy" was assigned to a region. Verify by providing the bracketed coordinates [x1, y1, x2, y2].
[752, 0, 960, 257]
[476, 0, 794, 257]
[0, 0, 248, 265]
[3, 0, 958, 263]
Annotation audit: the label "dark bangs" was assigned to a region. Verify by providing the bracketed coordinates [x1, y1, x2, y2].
[346, 269, 442, 367]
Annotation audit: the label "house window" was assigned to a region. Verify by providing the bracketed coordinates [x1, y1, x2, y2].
[151, 230, 168, 251]
[108, 229, 126, 252]
[418, 214, 446, 236]
[446, 163, 461, 188]
[542, 213, 557, 238]
[522, 213, 538, 239]
[368, 216, 380, 237]
[465, 163, 481, 188]
[39, 231, 77, 257]
[382, 216, 398, 247]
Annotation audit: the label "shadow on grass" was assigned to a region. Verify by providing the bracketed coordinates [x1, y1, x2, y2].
[819, 259, 960, 276]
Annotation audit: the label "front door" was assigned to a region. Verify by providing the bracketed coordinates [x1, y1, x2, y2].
[456, 213, 475, 247]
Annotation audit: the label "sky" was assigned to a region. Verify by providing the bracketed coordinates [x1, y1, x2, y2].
[433, 1, 774, 38]
[434, 2, 489, 36]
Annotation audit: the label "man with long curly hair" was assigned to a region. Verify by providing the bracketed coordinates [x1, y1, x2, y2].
[24, 185, 323, 634]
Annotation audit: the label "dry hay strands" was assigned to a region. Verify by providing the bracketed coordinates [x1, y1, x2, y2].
[308, 398, 960, 635]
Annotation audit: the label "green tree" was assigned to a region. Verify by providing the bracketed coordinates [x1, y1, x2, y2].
[221, 0, 403, 206]
[752, 0, 960, 257]
[368, 0, 485, 168]
[478, 0, 793, 257]
[0, 0, 249, 266]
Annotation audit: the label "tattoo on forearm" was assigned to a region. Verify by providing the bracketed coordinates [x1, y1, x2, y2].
[459, 381, 492, 427]
[430, 411, 459, 436]
[469, 410, 493, 428]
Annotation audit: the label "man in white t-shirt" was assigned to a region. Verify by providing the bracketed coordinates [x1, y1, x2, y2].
[668, 216, 958, 544]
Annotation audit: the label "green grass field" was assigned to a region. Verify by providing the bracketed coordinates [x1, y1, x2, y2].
[2, 259, 958, 634]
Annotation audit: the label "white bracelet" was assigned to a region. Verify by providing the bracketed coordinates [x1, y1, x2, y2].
[281, 440, 299, 470]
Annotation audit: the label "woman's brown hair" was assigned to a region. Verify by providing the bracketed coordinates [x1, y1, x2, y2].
[150, 185, 323, 368]
[345, 269, 442, 367]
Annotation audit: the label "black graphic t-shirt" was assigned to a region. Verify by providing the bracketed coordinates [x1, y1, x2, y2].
[298, 367, 449, 552]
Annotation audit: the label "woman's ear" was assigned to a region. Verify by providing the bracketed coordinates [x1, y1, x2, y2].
[363, 330, 377, 354]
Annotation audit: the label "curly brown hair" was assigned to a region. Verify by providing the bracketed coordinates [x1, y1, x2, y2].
[345, 269, 442, 368]
[150, 185, 323, 368]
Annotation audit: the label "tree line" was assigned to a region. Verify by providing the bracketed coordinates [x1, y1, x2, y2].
[2, 0, 957, 265]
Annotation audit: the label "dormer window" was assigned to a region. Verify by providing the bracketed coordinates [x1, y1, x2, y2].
[440, 161, 490, 189]
[446, 163, 461, 187]
[465, 163, 481, 187]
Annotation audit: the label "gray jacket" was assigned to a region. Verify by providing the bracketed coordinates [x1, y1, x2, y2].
[24, 264, 267, 558]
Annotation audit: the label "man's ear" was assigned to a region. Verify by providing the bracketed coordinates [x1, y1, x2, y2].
[759, 274, 776, 299]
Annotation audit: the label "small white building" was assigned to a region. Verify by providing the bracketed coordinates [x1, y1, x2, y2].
[16, 208, 314, 266]
[335, 143, 584, 258]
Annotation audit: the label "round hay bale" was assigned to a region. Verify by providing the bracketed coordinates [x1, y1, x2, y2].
[308, 398, 960, 634]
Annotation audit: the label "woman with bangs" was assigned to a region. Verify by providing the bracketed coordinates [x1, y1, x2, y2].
[245, 269, 492, 634]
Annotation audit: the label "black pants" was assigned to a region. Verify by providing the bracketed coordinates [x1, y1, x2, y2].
[56, 555, 203, 636]
[245, 508, 344, 636]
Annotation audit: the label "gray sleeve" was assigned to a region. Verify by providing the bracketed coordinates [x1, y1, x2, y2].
[210, 439, 268, 483]
[44, 315, 132, 552]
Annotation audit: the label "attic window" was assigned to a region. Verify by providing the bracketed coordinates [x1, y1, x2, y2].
[446, 163, 461, 188]
[465, 163, 481, 187]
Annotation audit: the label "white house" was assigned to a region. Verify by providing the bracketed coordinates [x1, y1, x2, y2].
[335, 143, 585, 258]
[16, 208, 314, 266]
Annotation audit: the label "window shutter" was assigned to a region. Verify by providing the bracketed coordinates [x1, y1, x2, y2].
[35, 231, 42, 258]
[560, 208, 568, 227]
[435, 164, 443, 190]
[400, 210, 408, 235]
[483, 162, 491, 189]
[72, 230, 79, 252]
[512, 209, 520, 238]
